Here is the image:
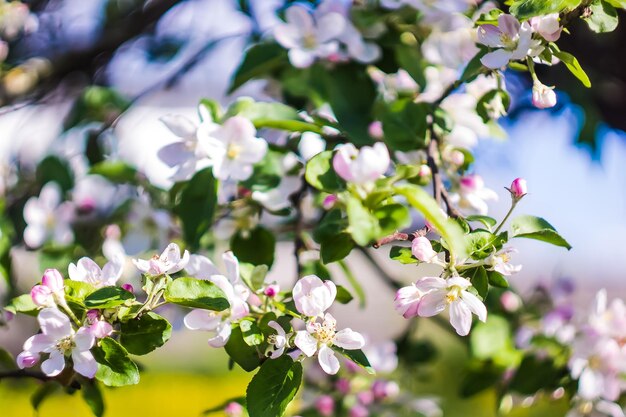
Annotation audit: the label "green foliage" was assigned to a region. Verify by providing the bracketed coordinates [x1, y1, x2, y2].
[508, 355, 567, 394]
[305, 151, 346, 193]
[331, 347, 375, 374]
[229, 43, 288, 93]
[89, 161, 138, 184]
[585, 0, 619, 32]
[320, 233, 355, 264]
[36, 156, 74, 193]
[240, 318, 264, 347]
[465, 266, 489, 299]
[464, 230, 506, 260]
[225, 98, 322, 133]
[466, 215, 497, 230]
[470, 315, 521, 366]
[5, 294, 39, 316]
[64, 86, 130, 130]
[335, 285, 354, 304]
[347, 196, 381, 246]
[509, 0, 581, 20]
[551, 47, 592, 88]
[93, 337, 140, 387]
[510, 215, 572, 249]
[225, 324, 262, 372]
[119, 312, 172, 355]
[84, 286, 135, 309]
[81, 380, 105, 417]
[379, 100, 429, 152]
[164, 277, 230, 310]
[65, 280, 97, 302]
[246, 356, 303, 417]
[389, 245, 419, 264]
[231, 226, 276, 267]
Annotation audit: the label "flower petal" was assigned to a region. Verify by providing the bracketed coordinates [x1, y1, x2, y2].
[480, 49, 511, 69]
[449, 300, 473, 336]
[318, 344, 340, 375]
[41, 350, 65, 377]
[462, 291, 487, 322]
[417, 290, 448, 317]
[72, 350, 98, 378]
[184, 309, 222, 331]
[334, 328, 365, 350]
[294, 330, 318, 357]
[38, 308, 72, 340]
[74, 327, 96, 351]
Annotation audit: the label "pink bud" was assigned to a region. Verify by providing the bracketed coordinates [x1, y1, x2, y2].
[500, 291, 522, 313]
[372, 380, 399, 400]
[349, 404, 369, 417]
[16, 351, 39, 369]
[357, 390, 374, 406]
[105, 224, 122, 239]
[30, 285, 52, 306]
[264, 284, 279, 298]
[322, 195, 338, 210]
[411, 237, 437, 263]
[90, 320, 113, 339]
[86, 309, 100, 323]
[3, 310, 14, 323]
[532, 82, 557, 109]
[368, 121, 384, 139]
[121, 283, 134, 293]
[224, 402, 244, 417]
[315, 395, 335, 417]
[247, 292, 262, 307]
[449, 150, 465, 166]
[335, 378, 351, 395]
[459, 174, 483, 192]
[418, 165, 431, 177]
[510, 178, 527, 198]
[77, 197, 96, 214]
[42, 269, 64, 292]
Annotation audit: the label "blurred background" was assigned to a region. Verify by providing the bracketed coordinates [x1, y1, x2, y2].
[0, 1, 625, 416]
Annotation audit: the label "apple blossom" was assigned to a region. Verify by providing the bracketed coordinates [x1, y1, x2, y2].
[369, 68, 419, 101]
[294, 313, 365, 374]
[477, 14, 541, 69]
[196, 116, 268, 181]
[69, 255, 124, 288]
[486, 247, 522, 276]
[411, 236, 439, 263]
[509, 177, 528, 199]
[266, 320, 288, 359]
[315, 394, 335, 417]
[292, 275, 337, 317]
[363, 340, 398, 373]
[372, 380, 400, 400]
[18, 308, 97, 378]
[569, 337, 625, 401]
[85, 310, 113, 339]
[500, 291, 523, 313]
[332, 143, 390, 185]
[132, 243, 190, 276]
[298, 131, 326, 161]
[530, 14, 562, 42]
[224, 402, 244, 417]
[23, 182, 74, 248]
[349, 404, 369, 417]
[322, 195, 338, 210]
[532, 81, 557, 109]
[415, 277, 487, 336]
[30, 269, 65, 307]
[121, 283, 134, 293]
[449, 174, 498, 215]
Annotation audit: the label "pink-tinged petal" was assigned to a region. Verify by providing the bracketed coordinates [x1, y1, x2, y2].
[101, 258, 123, 286]
[318, 344, 340, 375]
[75, 327, 96, 350]
[323, 280, 337, 308]
[477, 24, 502, 47]
[185, 254, 220, 280]
[394, 285, 423, 319]
[449, 300, 473, 336]
[24, 224, 46, 248]
[497, 14, 521, 38]
[293, 275, 335, 317]
[229, 298, 250, 321]
[332, 144, 357, 182]
[294, 330, 318, 357]
[39, 182, 62, 211]
[161, 243, 181, 265]
[480, 49, 511, 69]
[411, 237, 438, 262]
[334, 329, 365, 350]
[23, 198, 45, 225]
[462, 291, 487, 322]
[31, 285, 52, 307]
[268, 321, 286, 338]
[132, 258, 151, 273]
[23, 334, 55, 353]
[160, 114, 196, 138]
[42, 269, 64, 292]
[285, 5, 314, 33]
[221, 116, 257, 145]
[38, 308, 72, 340]
[417, 290, 448, 317]
[184, 309, 222, 331]
[223, 251, 240, 284]
[72, 350, 98, 378]
[41, 350, 65, 377]
[17, 351, 39, 368]
[169, 249, 190, 274]
[414, 277, 447, 292]
[208, 321, 232, 348]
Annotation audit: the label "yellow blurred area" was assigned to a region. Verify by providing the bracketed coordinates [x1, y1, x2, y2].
[0, 372, 250, 417]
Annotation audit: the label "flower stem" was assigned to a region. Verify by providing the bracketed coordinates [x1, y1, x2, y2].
[494, 200, 518, 235]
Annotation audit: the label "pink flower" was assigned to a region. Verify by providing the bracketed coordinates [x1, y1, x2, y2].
[411, 236, 438, 263]
[357, 390, 374, 405]
[31, 269, 65, 307]
[16, 351, 39, 368]
[372, 380, 400, 400]
[86, 310, 113, 339]
[394, 284, 425, 319]
[332, 143, 390, 185]
[121, 283, 134, 293]
[500, 291, 522, 313]
[132, 243, 190, 276]
[315, 395, 335, 417]
[532, 82, 557, 109]
[292, 275, 337, 317]
[322, 194, 338, 210]
[336, 378, 351, 394]
[69, 255, 123, 288]
[450, 174, 498, 215]
[530, 14, 562, 42]
[510, 178, 527, 198]
[349, 404, 369, 417]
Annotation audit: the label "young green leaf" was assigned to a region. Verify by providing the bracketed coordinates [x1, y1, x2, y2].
[81, 380, 105, 417]
[225, 325, 262, 372]
[246, 356, 303, 417]
[510, 215, 572, 249]
[93, 338, 140, 387]
[231, 226, 276, 267]
[119, 312, 172, 355]
[84, 286, 135, 309]
[389, 246, 419, 264]
[164, 278, 230, 310]
[305, 151, 346, 192]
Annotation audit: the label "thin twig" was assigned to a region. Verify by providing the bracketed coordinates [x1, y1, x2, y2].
[0, 369, 50, 381]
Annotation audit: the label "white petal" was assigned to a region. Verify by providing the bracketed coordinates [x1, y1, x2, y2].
[208, 322, 232, 348]
[23, 334, 55, 353]
[449, 300, 473, 336]
[160, 114, 197, 138]
[72, 350, 98, 378]
[285, 5, 314, 33]
[318, 344, 340, 375]
[480, 49, 511, 69]
[38, 308, 72, 340]
[74, 327, 95, 351]
[288, 48, 316, 68]
[168, 250, 190, 274]
[24, 224, 47, 248]
[223, 251, 240, 284]
[132, 258, 151, 273]
[417, 290, 448, 317]
[41, 350, 65, 377]
[578, 368, 603, 400]
[184, 309, 222, 331]
[462, 291, 487, 322]
[498, 14, 521, 38]
[315, 13, 346, 43]
[477, 25, 503, 47]
[294, 330, 318, 357]
[334, 329, 365, 350]
[415, 277, 447, 292]
[185, 254, 220, 279]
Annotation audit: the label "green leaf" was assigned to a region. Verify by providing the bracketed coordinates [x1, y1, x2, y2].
[305, 151, 346, 192]
[93, 337, 140, 387]
[466, 215, 497, 230]
[465, 230, 505, 260]
[374, 204, 411, 235]
[335, 285, 354, 304]
[199, 98, 222, 122]
[320, 233, 355, 264]
[461, 50, 488, 83]
[585, 0, 619, 32]
[64, 86, 130, 130]
[81, 380, 105, 417]
[509, 355, 566, 394]
[119, 312, 172, 355]
[172, 167, 217, 250]
[36, 156, 74, 193]
[509, 0, 581, 20]
[300, 260, 331, 280]
[225, 325, 262, 372]
[510, 215, 572, 249]
[332, 347, 375, 374]
[0, 347, 15, 370]
[552, 49, 591, 88]
[487, 270, 509, 288]
[379, 100, 429, 152]
[313, 209, 347, 243]
[231, 226, 276, 267]
[224, 98, 322, 133]
[471, 316, 515, 360]
[229, 43, 288, 93]
[246, 356, 303, 417]
[65, 280, 97, 302]
[5, 294, 38, 316]
[250, 264, 269, 291]
[240, 318, 264, 346]
[164, 277, 230, 310]
[393, 184, 468, 259]
[89, 161, 138, 184]
[465, 266, 488, 299]
[476, 89, 510, 123]
[389, 246, 419, 264]
[84, 286, 135, 309]
[347, 196, 381, 246]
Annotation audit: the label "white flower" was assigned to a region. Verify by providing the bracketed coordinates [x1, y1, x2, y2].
[266, 321, 288, 359]
[440, 93, 490, 148]
[183, 253, 251, 347]
[369, 68, 419, 101]
[298, 132, 326, 161]
[292, 275, 337, 318]
[23, 182, 74, 248]
[18, 308, 97, 378]
[132, 243, 190, 276]
[332, 143, 390, 185]
[69, 256, 124, 288]
[416, 276, 487, 336]
[530, 14, 562, 42]
[477, 14, 541, 69]
[274, 4, 344, 68]
[587, 290, 626, 347]
[196, 116, 268, 181]
[566, 399, 625, 417]
[486, 246, 522, 276]
[395, 284, 426, 319]
[449, 174, 498, 215]
[294, 313, 365, 374]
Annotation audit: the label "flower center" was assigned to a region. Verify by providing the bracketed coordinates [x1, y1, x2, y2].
[445, 286, 462, 304]
[56, 336, 75, 354]
[499, 33, 517, 50]
[313, 320, 336, 345]
[227, 143, 242, 160]
[303, 33, 318, 49]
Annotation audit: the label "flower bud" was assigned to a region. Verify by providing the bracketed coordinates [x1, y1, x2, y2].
[449, 150, 465, 166]
[30, 285, 52, 307]
[372, 380, 400, 400]
[42, 268, 64, 293]
[224, 402, 244, 417]
[17, 351, 39, 369]
[264, 284, 279, 298]
[509, 178, 527, 199]
[532, 82, 557, 109]
[349, 404, 369, 417]
[500, 291, 522, 313]
[335, 378, 351, 395]
[322, 195, 338, 210]
[357, 390, 374, 406]
[411, 237, 437, 263]
[121, 283, 134, 293]
[89, 320, 113, 339]
[315, 395, 335, 417]
[368, 121, 384, 139]
[333, 143, 390, 185]
[86, 309, 100, 323]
